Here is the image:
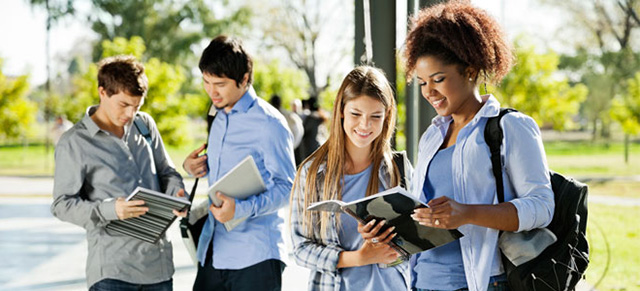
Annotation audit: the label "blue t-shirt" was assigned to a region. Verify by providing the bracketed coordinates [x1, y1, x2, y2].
[415, 145, 467, 290]
[338, 165, 407, 291]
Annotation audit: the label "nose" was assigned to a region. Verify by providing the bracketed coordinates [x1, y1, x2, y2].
[127, 106, 137, 119]
[421, 83, 434, 99]
[360, 116, 371, 128]
[205, 83, 217, 97]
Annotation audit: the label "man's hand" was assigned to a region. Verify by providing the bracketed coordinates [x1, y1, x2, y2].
[183, 143, 208, 178]
[115, 198, 148, 220]
[209, 192, 236, 223]
[172, 189, 188, 218]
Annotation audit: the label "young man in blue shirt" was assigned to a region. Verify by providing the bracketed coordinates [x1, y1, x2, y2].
[183, 35, 296, 291]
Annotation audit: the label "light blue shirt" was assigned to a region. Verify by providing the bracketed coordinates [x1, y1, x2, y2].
[414, 145, 467, 290]
[339, 165, 408, 291]
[410, 95, 554, 291]
[196, 86, 296, 269]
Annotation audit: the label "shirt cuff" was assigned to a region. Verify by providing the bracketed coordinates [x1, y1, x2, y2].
[99, 199, 119, 221]
[509, 200, 532, 232]
[233, 198, 251, 220]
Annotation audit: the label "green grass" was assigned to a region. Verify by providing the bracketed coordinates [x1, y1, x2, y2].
[0, 144, 55, 176]
[585, 203, 640, 291]
[0, 143, 198, 177]
[545, 141, 640, 177]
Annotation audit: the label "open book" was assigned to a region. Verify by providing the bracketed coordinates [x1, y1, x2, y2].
[106, 187, 190, 244]
[207, 155, 267, 231]
[307, 186, 463, 261]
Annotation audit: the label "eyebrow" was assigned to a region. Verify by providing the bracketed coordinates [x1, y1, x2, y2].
[429, 71, 444, 78]
[350, 108, 384, 114]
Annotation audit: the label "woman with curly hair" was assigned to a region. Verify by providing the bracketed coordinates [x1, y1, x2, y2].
[404, 2, 555, 291]
[290, 66, 413, 291]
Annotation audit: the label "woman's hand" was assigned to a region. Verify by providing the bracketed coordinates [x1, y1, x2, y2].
[411, 196, 469, 229]
[356, 237, 399, 266]
[357, 219, 396, 244]
[338, 219, 400, 268]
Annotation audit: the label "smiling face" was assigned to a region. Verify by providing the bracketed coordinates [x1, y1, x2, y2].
[342, 95, 386, 154]
[415, 55, 478, 117]
[203, 72, 248, 113]
[97, 87, 144, 129]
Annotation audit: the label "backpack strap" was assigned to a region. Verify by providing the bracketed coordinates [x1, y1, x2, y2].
[133, 113, 160, 186]
[188, 104, 217, 205]
[392, 151, 407, 189]
[484, 108, 517, 203]
[133, 114, 153, 146]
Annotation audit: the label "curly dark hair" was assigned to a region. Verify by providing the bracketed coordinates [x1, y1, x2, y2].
[404, 1, 513, 84]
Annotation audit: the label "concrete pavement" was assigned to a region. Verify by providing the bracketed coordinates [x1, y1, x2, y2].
[0, 178, 310, 290]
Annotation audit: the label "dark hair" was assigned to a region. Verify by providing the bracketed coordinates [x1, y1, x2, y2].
[199, 35, 253, 87]
[270, 94, 282, 109]
[97, 55, 148, 97]
[404, 1, 513, 84]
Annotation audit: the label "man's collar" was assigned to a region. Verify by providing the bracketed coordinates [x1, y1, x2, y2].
[225, 85, 257, 114]
[82, 105, 133, 138]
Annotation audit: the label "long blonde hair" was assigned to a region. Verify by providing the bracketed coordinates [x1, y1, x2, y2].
[290, 66, 400, 240]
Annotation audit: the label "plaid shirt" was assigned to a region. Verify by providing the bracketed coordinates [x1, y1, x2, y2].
[290, 154, 413, 291]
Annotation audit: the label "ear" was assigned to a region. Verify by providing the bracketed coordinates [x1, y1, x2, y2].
[240, 73, 249, 87]
[98, 87, 108, 101]
[464, 67, 478, 82]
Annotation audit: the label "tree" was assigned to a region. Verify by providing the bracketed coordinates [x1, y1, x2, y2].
[252, 59, 309, 109]
[0, 58, 38, 141]
[493, 39, 588, 130]
[611, 72, 640, 163]
[257, 0, 351, 100]
[540, 0, 640, 139]
[87, 0, 251, 65]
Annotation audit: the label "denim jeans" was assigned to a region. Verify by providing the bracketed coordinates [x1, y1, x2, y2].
[193, 259, 286, 291]
[90, 278, 173, 291]
[416, 281, 509, 291]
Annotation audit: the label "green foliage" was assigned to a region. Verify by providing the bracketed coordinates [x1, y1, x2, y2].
[493, 39, 588, 130]
[0, 59, 38, 140]
[610, 72, 640, 135]
[252, 59, 309, 108]
[88, 0, 251, 64]
[101, 36, 146, 60]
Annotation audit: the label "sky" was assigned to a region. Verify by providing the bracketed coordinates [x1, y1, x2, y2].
[0, 0, 565, 86]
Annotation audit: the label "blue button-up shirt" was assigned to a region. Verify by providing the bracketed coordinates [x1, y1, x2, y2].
[410, 95, 554, 291]
[196, 86, 296, 269]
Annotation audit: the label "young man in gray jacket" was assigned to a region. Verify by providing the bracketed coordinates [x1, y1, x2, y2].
[51, 55, 186, 290]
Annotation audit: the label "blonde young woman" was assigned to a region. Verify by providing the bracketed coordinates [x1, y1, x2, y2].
[290, 66, 413, 291]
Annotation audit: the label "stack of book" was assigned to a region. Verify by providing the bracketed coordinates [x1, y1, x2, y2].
[107, 187, 191, 244]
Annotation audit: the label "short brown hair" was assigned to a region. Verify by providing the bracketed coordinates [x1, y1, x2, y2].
[404, 1, 513, 84]
[97, 55, 148, 97]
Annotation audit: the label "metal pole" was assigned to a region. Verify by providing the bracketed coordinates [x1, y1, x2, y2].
[355, 0, 397, 146]
[404, 0, 442, 163]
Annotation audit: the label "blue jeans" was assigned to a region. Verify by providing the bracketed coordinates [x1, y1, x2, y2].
[193, 259, 285, 291]
[416, 275, 509, 291]
[416, 281, 509, 291]
[90, 278, 173, 291]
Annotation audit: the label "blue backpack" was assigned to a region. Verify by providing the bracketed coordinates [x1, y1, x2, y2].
[485, 108, 590, 291]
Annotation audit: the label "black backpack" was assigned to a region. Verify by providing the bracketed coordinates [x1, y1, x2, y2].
[485, 108, 590, 291]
